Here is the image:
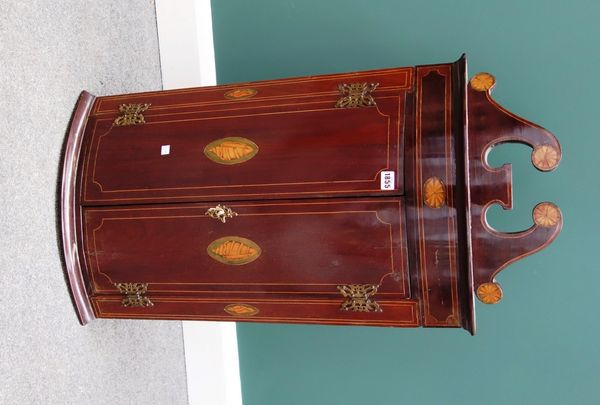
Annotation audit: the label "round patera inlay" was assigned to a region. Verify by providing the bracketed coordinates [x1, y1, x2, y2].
[476, 282, 503, 304]
[533, 202, 561, 228]
[532, 144, 560, 171]
[423, 177, 446, 208]
[470, 72, 496, 92]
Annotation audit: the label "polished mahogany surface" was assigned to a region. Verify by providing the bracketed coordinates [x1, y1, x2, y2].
[83, 198, 409, 299]
[412, 63, 463, 328]
[60, 91, 96, 325]
[81, 69, 411, 205]
[466, 72, 562, 308]
[60, 56, 562, 331]
[92, 297, 420, 327]
[91, 67, 412, 114]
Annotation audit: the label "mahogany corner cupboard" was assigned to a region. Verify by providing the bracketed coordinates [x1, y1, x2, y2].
[60, 55, 563, 334]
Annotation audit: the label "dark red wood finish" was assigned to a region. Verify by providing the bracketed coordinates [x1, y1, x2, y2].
[411, 63, 463, 328]
[467, 77, 562, 293]
[60, 91, 96, 325]
[92, 297, 420, 327]
[81, 69, 411, 205]
[91, 67, 412, 115]
[60, 56, 562, 331]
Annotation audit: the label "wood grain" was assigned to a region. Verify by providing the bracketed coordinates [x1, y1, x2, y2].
[60, 57, 562, 331]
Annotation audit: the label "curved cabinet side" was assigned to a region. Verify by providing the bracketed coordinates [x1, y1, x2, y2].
[61, 91, 96, 325]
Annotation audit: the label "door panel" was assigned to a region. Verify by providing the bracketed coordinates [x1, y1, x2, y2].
[83, 198, 409, 299]
[81, 79, 409, 205]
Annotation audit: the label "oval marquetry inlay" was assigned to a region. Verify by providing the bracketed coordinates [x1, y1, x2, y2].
[224, 88, 258, 100]
[470, 72, 496, 92]
[476, 282, 503, 304]
[207, 236, 262, 265]
[423, 177, 446, 208]
[533, 202, 561, 228]
[204, 137, 259, 165]
[224, 303, 259, 317]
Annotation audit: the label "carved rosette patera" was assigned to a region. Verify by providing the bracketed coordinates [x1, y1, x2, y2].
[204, 137, 259, 165]
[469, 72, 495, 92]
[207, 236, 262, 265]
[476, 282, 503, 305]
[115, 283, 153, 307]
[423, 177, 446, 208]
[224, 303, 259, 317]
[113, 103, 151, 126]
[337, 284, 382, 312]
[205, 204, 238, 223]
[533, 202, 561, 228]
[335, 82, 379, 108]
[532, 145, 561, 171]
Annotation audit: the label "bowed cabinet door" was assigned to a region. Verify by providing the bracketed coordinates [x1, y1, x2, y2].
[82, 198, 418, 326]
[79, 67, 413, 204]
[83, 198, 409, 297]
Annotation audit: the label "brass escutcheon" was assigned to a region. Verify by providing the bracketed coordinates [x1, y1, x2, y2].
[205, 204, 238, 223]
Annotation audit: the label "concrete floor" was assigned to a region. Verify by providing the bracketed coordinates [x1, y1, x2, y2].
[0, 1, 188, 404]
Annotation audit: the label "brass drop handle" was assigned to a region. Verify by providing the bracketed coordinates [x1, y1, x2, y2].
[205, 204, 238, 223]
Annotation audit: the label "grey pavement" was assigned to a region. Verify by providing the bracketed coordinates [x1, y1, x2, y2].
[0, 1, 188, 404]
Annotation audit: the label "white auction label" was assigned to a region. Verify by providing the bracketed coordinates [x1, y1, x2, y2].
[161, 145, 171, 155]
[380, 171, 395, 190]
